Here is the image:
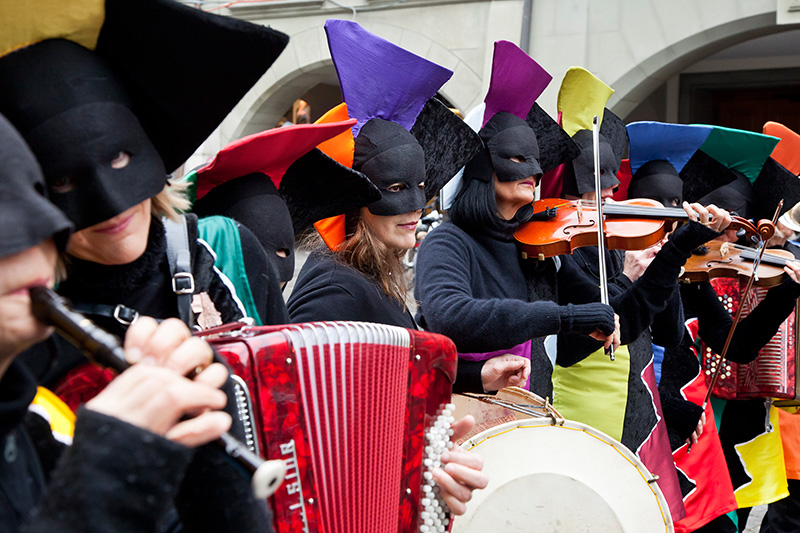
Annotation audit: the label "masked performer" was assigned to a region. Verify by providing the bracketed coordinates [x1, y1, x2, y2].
[760, 122, 800, 533]
[189, 119, 381, 300]
[540, 69, 764, 525]
[413, 44, 625, 413]
[0, 0, 288, 394]
[281, 20, 491, 514]
[0, 111, 275, 532]
[628, 122, 800, 533]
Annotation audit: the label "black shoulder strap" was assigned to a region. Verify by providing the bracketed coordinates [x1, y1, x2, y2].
[163, 215, 195, 328]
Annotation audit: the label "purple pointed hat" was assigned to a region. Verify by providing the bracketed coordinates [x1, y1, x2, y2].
[323, 19, 482, 217]
[464, 40, 576, 184]
[482, 40, 551, 127]
[325, 19, 452, 138]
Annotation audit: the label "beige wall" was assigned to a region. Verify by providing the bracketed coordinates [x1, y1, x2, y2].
[185, 0, 799, 170]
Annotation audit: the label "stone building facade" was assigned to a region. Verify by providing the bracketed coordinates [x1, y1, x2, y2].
[184, 0, 800, 169]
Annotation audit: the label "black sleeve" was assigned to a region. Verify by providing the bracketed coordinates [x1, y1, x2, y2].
[660, 393, 704, 443]
[454, 359, 486, 394]
[237, 223, 288, 326]
[415, 232, 614, 353]
[650, 289, 685, 349]
[23, 409, 193, 533]
[174, 444, 274, 533]
[611, 222, 718, 343]
[560, 222, 719, 345]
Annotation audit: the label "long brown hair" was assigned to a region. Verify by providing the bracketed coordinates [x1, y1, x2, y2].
[336, 216, 408, 305]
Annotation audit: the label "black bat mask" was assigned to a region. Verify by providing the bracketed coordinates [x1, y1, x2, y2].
[473, 112, 543, 183]
[353, 119, 427, 216]
[561, 129, 621, 197]
[26, 103, 166, 231]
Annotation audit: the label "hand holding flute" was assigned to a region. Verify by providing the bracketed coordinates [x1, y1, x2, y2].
[85, 315, 233, 448]
[29, 287, 285, 499]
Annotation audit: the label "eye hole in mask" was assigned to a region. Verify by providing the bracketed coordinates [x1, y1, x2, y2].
[387, 182, 408, 193]
[511, 156, 526, 163]
[51, 175, 78, 194]
[111, 151, 131, 170]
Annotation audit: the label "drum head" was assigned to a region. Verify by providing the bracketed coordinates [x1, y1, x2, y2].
[452, 419, 673, 533]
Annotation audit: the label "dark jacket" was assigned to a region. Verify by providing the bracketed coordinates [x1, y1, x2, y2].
[22, 215, 286, 387]
[1, 359, 274, 533]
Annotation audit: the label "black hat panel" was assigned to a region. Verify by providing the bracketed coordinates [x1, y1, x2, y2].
[752, 157, 800, 222]
[0, 113, 72, 258]
[354, 119, 427, 216]
[95, 0, 289, 172]
[628, 160, 683, 207]
[697, 174, 753, 219]
[525, 103, 580, 174]
[0, 39, 130, 136]
[599, 109, 628, 161]
[679, 150, 738, 205]
[410, 98, 483, 201]
[26, 103, 166, 230]
[280, 148, 381, 234]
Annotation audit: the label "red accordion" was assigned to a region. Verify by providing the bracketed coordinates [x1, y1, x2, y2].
[202, 321, 458, 533]
[698, 278, 799, 401]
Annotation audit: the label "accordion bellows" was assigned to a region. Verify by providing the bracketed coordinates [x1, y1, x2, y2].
[205, 321, 458, 532]
[699, 278, 797, 400]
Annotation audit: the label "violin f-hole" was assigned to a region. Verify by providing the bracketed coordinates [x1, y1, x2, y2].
[706, 259, 733, 267]
[563, 220, 596, 235]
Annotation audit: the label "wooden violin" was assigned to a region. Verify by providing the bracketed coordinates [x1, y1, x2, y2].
[681, 241, 797, 288]
[513, 198, 775, 260]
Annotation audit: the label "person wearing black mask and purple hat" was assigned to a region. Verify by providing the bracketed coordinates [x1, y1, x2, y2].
[414, 43, 623, 399]
[285, 20, 489, 515]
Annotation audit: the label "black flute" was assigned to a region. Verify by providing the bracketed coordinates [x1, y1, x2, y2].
[29, 286, 285, 500]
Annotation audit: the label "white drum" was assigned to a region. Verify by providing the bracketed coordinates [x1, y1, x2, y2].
[451, 418, 674, 533]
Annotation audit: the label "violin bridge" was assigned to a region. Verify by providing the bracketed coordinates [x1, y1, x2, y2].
[577, 200, 583, 223]
[719, 242, 731, 257]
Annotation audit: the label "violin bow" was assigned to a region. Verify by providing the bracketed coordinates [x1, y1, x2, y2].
[593, 115, 614, 361]
[700, 200, 782, 410]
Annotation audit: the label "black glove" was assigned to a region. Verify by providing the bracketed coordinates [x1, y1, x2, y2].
[560, 302, 615, 336]
[661, 395, 704, 442]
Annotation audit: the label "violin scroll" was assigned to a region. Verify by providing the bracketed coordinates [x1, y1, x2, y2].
[726, 216, 775, 242]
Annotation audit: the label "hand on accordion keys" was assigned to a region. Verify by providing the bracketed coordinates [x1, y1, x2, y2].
[432, 415, 489, 516]
[85, 316, 233, 447]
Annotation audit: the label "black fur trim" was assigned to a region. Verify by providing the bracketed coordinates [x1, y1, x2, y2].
[411, 98, 483, 201]
[525, 103, 580, 174]
[599, 108, 628, 160]
[753, 157, 800, 222]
